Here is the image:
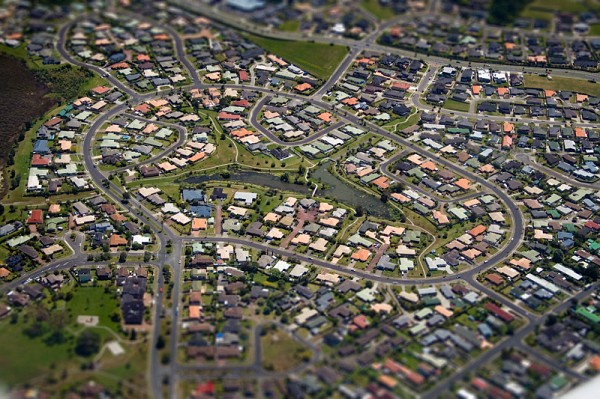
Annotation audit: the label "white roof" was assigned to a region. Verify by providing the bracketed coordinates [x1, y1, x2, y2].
[272, 260, 291, 272]
[171, 212, 191, 225]
[553, 263, 582, 281]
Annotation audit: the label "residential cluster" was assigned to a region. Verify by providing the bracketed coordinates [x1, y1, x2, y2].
[259, 97, 337, 141]
[327, 52, 424, 125]
[381, 13, 600, 70]
[27, 85, 124, 194]
[68, 16, 189, 92]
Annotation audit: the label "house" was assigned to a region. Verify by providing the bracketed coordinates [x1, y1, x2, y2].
[234, 191, 257, 206]
[27, 210, 43, 224]
[78, 268, 91, 283]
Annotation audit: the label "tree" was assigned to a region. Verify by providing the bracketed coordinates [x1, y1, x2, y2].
[132, 242, 143, 251]
[45, 330, 67, 345]
[119, 252, 127, 263]
[110, 310, 121, 323]
[486, 0, 531, 26]
[156, 334, 166, 349]
[356, 205, 364, 217]
[545, 314, 557, 326]
[581, 265, 599, 281]
[75, 331, 101, 357]
[552, 249, 564, 263]
[23, 322, 45, 338]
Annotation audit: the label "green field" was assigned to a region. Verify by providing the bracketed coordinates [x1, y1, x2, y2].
[382, 110, 421, 132]
[361, 0, 396, 20]
[443, 99, 470, 112]
[520, 8, 553, 22]
[398, 111, 422, 130]
[524, 74, 600, 97]
[261, 328, 307, 371]
[64, 285, 122, 333]
[590, 23, 600, 35]
[524, 0, 588, 13]
[0, 316, 72, 386]
[244, 34, 348, 80]
[520, 0, 600, 21]
[0, 44, 61, 71]
[279, 20, 300, 32]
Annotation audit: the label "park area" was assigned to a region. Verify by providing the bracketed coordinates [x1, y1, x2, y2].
[0, 280, 146, 397]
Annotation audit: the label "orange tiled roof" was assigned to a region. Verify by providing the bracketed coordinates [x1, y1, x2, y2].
[469, 224, 486, 237]
[455, 178, 471, 190]
[351, 248, 371, 262]
[109, 234, 128, 247]
[372, 176, 390, 189]
[192, 218, 207, 230]
[294, 82, 312, 92]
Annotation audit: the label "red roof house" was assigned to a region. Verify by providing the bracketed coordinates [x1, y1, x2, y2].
[27, 209, 43, 224]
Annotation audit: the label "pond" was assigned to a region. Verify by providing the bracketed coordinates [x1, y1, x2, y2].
[311, 161, 392, 219]
[185, 161, 392, 219]
[185, 170, 313, 195]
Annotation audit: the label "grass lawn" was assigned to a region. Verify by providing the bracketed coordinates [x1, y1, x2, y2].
[401, 207, 436, 235]
[443, 99, 470, 112]
[261, 328, 306, 371]
[524, 74, 600, 97]
[590, 23, 600, 35]
[94, 347, 148, 395]
[64, 285, 122, 333]
[0, 304, 146, 395]
[0, 44, 62, 71]
[456, 313, 479, 330]
[244, 33, 348, 80]
[279, 20, 300, 32]
[520, 8, 553, 22]
[0, 317, 73, 386]
[397, 111, 421, 131]
[524, 0, 587, 13]
[383, 111, 421, 132]
[361, 0, 396, 20]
